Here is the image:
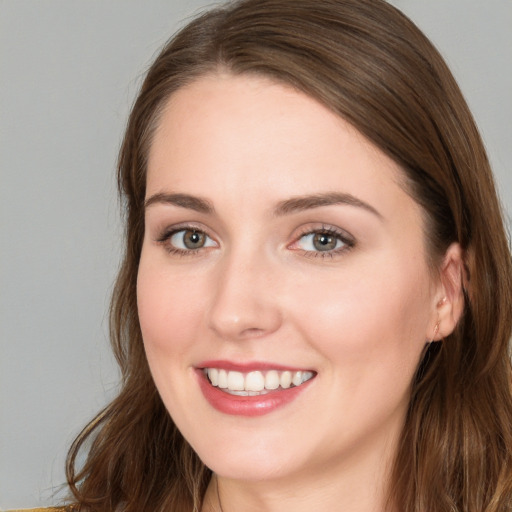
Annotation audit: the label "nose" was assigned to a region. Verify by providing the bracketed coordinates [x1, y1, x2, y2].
[207, 249, 283, 341]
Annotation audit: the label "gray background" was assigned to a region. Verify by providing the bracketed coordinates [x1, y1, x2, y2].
[1, 0, 510, 509]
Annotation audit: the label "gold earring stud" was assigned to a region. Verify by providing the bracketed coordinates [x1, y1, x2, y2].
[431, 322, 440, 342]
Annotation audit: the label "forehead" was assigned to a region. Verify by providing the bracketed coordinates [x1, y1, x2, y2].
[146, 73, 422, 229]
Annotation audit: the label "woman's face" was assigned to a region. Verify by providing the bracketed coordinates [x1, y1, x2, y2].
[138, 74, 441, 485]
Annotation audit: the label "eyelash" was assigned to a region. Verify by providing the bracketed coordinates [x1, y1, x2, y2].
[155, 224, 355, 259]
[156, 224, 216, 257]
[290, 224, 355, 259]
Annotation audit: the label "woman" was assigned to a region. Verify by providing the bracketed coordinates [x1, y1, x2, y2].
[60, 0, 512, 510]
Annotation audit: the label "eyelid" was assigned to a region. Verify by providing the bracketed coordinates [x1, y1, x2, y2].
[155, 222, 201, 240]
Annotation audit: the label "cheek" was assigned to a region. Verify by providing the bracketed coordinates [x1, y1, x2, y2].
[286, 258, 432, 367]
[287, 262, 432, 433]
[136, 255, 209, 360]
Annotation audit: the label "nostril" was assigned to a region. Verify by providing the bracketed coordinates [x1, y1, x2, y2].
[240, 327, 267, 338]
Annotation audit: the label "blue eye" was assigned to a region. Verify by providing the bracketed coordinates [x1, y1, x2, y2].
[168, 229, 216, 251]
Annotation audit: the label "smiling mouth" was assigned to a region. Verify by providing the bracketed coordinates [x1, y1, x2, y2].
[203, 368, 316, 396]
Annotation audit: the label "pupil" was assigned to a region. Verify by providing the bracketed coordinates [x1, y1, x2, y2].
[313, 233, 336, 251]
[184, 230, 204, 249]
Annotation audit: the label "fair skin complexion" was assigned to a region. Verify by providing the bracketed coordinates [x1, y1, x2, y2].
[137, 73, 463, 512]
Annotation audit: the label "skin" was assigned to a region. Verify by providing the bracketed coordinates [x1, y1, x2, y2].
[137, 73, 463, 512]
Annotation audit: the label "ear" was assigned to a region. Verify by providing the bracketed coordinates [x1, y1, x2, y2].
[431, 242, 465, 341]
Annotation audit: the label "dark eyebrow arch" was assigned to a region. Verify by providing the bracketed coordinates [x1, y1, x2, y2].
[144, 192, 214, 214]
[274, 192, 382, 219]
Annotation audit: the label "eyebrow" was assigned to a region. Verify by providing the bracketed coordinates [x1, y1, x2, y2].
[144, 192, 214, 214]
[144, 191, 382, 219]
[273, 192, 382, 219]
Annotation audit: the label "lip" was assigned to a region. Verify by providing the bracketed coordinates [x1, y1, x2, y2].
[195, 361, 316, 417]
[197, 359, 310, 372]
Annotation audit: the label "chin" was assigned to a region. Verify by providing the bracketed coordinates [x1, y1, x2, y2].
[206, 453, 299, 482]
[187, 426, 307, 482]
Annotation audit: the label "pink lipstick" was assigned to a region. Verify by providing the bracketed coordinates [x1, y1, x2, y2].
[196, 360, 316, 416]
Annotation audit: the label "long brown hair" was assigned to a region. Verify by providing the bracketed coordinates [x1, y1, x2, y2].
[66, 0, 512, 510]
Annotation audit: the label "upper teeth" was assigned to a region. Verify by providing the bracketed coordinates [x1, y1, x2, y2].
[205, 368, 314, 394]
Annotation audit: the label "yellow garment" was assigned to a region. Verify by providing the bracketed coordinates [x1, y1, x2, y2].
[7, 508, 69, 511]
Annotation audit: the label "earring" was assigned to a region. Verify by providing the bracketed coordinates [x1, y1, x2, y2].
[437, 297, 447, 307]
[431, 321, 440, 343]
